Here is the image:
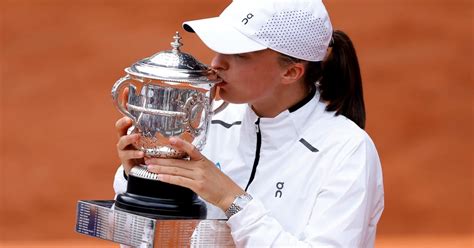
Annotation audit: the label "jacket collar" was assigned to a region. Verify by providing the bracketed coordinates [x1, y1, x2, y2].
[241, 90, 327, 149]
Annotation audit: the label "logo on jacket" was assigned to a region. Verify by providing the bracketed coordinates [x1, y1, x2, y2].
[242, 13, 254, 25]
[275, 182, 284, 198]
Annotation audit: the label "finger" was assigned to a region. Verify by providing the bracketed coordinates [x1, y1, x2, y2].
[147, 165, 195, 179]
[117, 133, 140, 150]
[157, 174, 197, 191]
[121, 87, 130, 109]
[115, 117, 133, 137]
[169, 137, 203, 161]
[144, 157, 193, 170]
[119, 150, 144, 160]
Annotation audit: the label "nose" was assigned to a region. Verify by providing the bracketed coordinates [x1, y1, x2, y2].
[210, 53, 229, 71]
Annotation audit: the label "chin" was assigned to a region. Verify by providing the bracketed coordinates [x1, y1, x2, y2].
[218, 91, 247, 104]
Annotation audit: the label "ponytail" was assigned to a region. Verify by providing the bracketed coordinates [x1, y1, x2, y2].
[319, 30, 366, 129]
[277, 30, 366, 129]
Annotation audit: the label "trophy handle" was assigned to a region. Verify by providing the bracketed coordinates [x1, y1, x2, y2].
[209, 85, 229, 115]
[111, 75, 137, 123]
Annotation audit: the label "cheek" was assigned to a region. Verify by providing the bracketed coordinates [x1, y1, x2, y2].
[221, 62, 282, 102]
[219, 73, 265, 103]
[238, 73, 266, 91]
[243, 67, 279, 90]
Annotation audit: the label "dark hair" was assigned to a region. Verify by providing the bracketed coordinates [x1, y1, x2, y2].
[278, 30, 366, 129]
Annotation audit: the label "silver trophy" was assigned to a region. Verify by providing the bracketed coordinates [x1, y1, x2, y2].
[112, 32, 226, 160]
[110, 32, 226, 219]
[75, 33, 236, 247]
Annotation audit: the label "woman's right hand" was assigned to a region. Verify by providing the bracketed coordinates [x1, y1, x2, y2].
[115, 117, 145, 176]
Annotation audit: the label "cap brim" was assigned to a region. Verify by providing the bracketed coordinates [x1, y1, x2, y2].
[183, 17, 266, 54]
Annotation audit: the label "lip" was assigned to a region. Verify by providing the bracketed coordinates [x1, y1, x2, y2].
[216, 80, 228, 87]
[211, 70, 227, 87]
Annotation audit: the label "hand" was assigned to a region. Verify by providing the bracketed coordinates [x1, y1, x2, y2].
[115, 117, 144, 175]
[145, 137, 245, 212]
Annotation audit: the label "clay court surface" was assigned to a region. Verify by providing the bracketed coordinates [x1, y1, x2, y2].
[1, 0, 472, 247]
[0, 235, 472, 248]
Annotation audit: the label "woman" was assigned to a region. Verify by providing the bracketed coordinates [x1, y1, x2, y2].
[114, 0, 384, 247]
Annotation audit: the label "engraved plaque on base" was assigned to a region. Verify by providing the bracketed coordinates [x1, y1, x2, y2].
[75, 200, 235, 247]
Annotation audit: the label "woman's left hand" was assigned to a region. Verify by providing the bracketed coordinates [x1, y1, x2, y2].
[145, 137, 245, 212]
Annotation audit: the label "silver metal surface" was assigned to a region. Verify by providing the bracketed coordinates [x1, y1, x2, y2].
[76, 200, 155, 247]
[113, 81, 212, 158]
[76, 200, 235, 247]
[126, 32, 220, 84]
[130, 165, 160, 181]
[111, 32, 227, 160]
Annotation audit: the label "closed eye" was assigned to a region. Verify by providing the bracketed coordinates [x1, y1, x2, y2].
[232, 53, 250, 59]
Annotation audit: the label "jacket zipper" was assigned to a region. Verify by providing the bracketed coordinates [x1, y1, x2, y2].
[245, 118, 261, 191]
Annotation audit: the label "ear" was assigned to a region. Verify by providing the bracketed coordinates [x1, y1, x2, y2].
[281, 62, 306, 85]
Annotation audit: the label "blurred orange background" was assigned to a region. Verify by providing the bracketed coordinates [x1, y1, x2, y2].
[0, 0, 472, 247]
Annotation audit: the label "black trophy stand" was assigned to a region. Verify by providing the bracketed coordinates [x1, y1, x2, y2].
[115, 171, 207, 219]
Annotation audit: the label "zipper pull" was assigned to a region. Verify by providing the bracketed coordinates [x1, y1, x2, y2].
[255, 118, 260, 133]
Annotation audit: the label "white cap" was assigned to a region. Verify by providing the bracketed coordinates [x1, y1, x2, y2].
[183, 0, 333, 62]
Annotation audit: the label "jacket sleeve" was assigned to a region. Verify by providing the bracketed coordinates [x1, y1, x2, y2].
[113, 165, 128, 197]
[226, 135, 384, 247]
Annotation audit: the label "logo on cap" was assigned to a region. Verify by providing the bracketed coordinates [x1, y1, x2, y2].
[241, 13, 254, 25]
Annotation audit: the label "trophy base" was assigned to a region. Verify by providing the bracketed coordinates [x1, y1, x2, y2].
[115, 193, 207, 219]
[115, 172, 207, 219]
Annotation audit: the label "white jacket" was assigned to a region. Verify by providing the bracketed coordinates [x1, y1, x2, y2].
[114, 92, 384, 247]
